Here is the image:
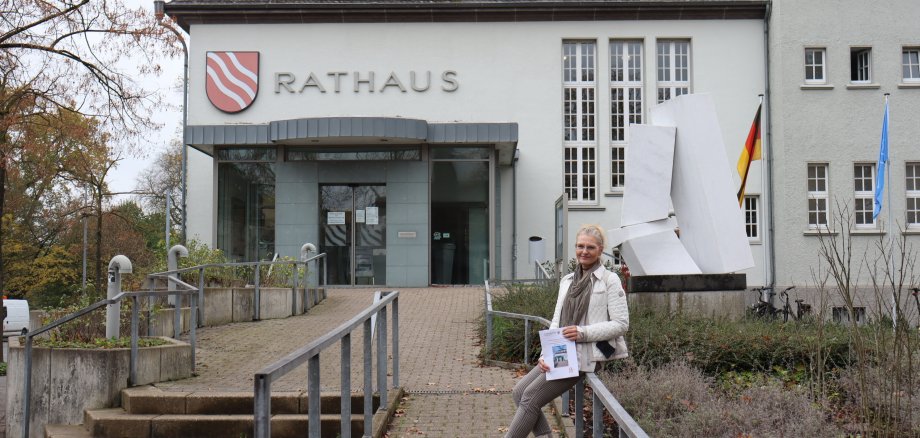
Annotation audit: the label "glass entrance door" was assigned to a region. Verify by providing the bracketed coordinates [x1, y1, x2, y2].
[320, 185, 386, 285]
[430, 153, 490, 285]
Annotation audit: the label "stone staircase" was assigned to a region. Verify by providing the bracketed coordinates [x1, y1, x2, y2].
[44, 386, 380, 438]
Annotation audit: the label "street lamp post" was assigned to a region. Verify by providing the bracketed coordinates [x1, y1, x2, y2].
[154, 0, 189, 245]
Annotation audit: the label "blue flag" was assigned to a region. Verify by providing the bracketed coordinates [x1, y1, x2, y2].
[873, 99, 889, 220]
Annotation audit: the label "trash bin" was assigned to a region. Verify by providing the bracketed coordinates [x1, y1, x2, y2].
[528, 236, 545, 265]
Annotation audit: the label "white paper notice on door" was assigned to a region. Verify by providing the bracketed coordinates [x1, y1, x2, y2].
[328, 211, 346, 225]
[366, 207, 379, 225]
[356, 210, 366, 223]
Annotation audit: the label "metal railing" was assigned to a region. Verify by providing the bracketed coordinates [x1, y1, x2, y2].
[484, 280, 648, 438]
[21, 274, 200, 438]
[150, 252, 328, 328]
[534, 259, 554, 282]
[253, 290, 400, 438]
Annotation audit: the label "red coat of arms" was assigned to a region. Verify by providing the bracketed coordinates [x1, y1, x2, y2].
[205, 51, 259, 113]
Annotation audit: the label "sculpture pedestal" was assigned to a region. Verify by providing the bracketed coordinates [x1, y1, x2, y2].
[628, 274, 747, 320]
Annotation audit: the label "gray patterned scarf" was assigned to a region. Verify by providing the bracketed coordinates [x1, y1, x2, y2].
[560, 261, 599, 327]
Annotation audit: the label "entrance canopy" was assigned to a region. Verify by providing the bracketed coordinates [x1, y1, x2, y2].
[186, 117, 519, 164]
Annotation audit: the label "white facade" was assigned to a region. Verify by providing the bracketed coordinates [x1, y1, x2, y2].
[175, 2, 768, 286]
[768, 0, 920, 291]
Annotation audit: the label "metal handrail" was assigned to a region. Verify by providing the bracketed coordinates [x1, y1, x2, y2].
[483, 280, 648, 438]
[21, 274, 200, 438]
[253, 290, 400, 438]
[150, 253, 328, 324]
[534, 259, 554, 281]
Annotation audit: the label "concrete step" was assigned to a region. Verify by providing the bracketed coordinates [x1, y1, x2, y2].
[123, 385, 379, 415]
[44, 424, 91, 438]
[83, 408, 368, 438]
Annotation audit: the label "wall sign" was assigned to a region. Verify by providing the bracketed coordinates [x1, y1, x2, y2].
[275, 70, 459, 94]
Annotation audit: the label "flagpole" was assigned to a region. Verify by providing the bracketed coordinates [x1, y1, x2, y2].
[757, 94, 767, 289]
[884, 93, 895, 328]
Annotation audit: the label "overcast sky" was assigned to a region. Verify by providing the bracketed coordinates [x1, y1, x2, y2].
[109, 0, 184, 200]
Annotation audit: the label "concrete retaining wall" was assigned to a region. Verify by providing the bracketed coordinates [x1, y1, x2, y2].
[630, 290, 748, 320]
[200, 287, 325, 326]
[5, 336, 192, 438]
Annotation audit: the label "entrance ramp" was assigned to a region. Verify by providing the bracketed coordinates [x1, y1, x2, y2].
[46, 287, 546, 437]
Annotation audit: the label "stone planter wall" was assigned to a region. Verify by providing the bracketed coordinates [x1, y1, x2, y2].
[5, 336, 192, 438]
[7, 286, 327, 436]
[200, 287, 325, 326]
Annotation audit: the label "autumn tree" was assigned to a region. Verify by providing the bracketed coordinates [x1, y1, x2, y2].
[0, 0, 179, 290]
[136, 139, 182, 231]
[58, 121, 121, 293]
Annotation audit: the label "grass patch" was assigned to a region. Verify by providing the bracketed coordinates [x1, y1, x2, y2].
[33, 336, 172, 349]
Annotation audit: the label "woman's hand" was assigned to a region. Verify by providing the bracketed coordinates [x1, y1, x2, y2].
[561, 325, 581, 342]
[537, 358, 550, 372]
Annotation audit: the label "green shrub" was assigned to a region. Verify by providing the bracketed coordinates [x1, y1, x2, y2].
[41, 296, 156, 343]
[623, 308, 854, 375]
[481, 281, 558, 363]
[482, 286, 856, 377]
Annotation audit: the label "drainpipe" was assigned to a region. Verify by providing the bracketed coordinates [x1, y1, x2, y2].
[106, 255, 133, 339]
[167, 245, 189, 306]
[763, 3, 776, 289]
[511, 149, 519, 280]
[155, 0, 189, 244]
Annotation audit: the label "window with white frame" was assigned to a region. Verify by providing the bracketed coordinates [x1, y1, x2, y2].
[656, 40, 690, 103]
[609, 248, 622, 267]
[904, 47, 920, 83]
[610, 40, 643, 190]
[853, 164, 875, 228]
[744, 195, 760, 240]
[805, 48, 827, 84]
[807, 163, 829, 229]
[907, 162, 920, 228]
[833, 306, 866, 325]
[563, 40, 598, 203]
[850, 47, 872, 83]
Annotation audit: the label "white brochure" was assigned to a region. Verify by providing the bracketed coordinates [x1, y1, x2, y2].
[539, 328, 579, 380]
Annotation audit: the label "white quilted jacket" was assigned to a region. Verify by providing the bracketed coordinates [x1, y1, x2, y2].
[550, 267, 629, 368]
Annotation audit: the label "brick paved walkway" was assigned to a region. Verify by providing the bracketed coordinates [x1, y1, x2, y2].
[155, 287, 554, 437]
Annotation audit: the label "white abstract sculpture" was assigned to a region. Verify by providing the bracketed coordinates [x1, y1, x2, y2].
[609, 94, 754, 276]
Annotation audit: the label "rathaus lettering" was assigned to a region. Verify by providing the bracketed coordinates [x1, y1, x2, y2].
[274, 71, 459, 93]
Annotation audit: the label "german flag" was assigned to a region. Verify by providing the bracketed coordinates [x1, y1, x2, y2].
[737, 103, 762, 206]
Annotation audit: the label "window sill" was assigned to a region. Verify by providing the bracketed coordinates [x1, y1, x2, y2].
[898, 82, 920, 89]
[801, 84, 834, 90]
[568, 206, 606, 212]
[748, 239, 763, 245]
[904, 228, 920, 235]
[803, 229, 838, 236]
[850, 228, 885, 235]
[604, 191, 624, 198]
[846, 83, 881, 90]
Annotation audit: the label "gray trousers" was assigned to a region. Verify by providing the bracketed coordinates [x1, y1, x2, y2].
[505, 366, 583, 438]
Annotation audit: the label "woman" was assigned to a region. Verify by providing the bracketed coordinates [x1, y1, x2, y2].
[505, 224, 629, 438]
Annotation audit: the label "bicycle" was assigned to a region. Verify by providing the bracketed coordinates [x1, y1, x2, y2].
[747, 286, 780, 320]
[778, 286, 811, 322]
